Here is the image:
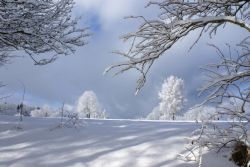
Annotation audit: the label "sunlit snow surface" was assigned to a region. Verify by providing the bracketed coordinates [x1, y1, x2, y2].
[0, 116, 236, 167]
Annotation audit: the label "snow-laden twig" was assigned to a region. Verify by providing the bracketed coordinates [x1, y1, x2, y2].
[105, 0, 250, 93]
[0, 0, 89, 66]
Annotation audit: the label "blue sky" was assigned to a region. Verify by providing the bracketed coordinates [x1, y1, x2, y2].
[0, 0, 248, 118]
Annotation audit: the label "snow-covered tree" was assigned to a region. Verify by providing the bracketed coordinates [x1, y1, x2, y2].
[76, 91, 107, 119]
[105, 0, 249, 157]
[0, 0, 89, 66]
[159, 76, 185, 120]
[197, 41, 250, 148]
[183, 42, 249, 163]
[147, 76, 185, 120]
[200, 41, 250, 114]
[183, 105, 219, 121]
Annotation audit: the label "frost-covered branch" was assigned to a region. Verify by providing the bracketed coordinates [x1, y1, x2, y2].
[0, 0, 89, 65]
[200, 37, 250, 113]
[184, 37, 250, 161]
[106, 0, 250, 93]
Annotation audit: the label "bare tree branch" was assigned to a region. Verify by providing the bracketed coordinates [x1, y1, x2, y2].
[200, 38, 250, 114]
[0, 0, 89, 66]
[106, 0, 250, 93]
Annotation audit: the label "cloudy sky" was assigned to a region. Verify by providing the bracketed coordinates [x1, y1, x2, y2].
[0, 0, 248, 118]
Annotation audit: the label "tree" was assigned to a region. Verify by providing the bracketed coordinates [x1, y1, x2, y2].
[200, 41, 250, 115]
[197, 40, 250, 150]
[147, 76, 185, 120]
[76, 91, 107, 119]
[159, 76, 185, 120]
[178, 42, 250, 165]
[0, 0, 89, 66]
[105, 0, 249, 163]
[105, 0, 249, 94]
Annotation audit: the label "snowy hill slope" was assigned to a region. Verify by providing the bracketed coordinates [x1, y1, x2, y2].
[0, 116, 236, 167]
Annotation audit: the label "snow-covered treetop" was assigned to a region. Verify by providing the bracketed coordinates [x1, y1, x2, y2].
[0, 0, 89, 65]
[105, 0, 250, 93]
[159, 76, 185, 102]
[77, 91, 100, 113]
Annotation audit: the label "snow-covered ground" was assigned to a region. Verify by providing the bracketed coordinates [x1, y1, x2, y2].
[0, 116, 237, 167]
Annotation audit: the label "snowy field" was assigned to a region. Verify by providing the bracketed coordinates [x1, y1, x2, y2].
[0, 116, 237, 167]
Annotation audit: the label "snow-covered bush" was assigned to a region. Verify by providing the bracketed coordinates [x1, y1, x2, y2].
[76, 91, 107, 119]
[183, 106, 219, 121]
[146, 106, 161, 120]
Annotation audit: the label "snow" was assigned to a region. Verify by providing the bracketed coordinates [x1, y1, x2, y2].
[0, 116, 237, 167]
